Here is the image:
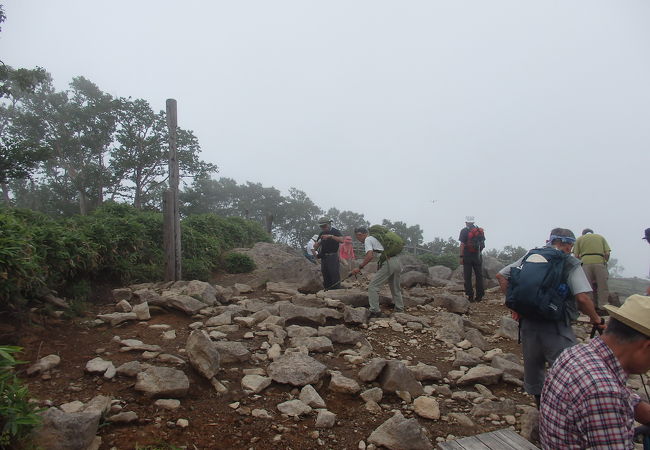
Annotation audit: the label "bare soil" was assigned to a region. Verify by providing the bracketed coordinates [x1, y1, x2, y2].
[6, 276, 596, 450]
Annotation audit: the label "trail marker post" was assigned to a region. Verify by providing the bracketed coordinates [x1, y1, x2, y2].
[164, 99, 181, 281]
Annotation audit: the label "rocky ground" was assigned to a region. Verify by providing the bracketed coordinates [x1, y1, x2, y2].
[10, 243, 648, 450]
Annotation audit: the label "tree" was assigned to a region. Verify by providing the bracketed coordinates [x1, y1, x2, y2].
[423, 237, 459, 255]
[381, 219, 423, 247]
[276, 188, 322, 247]
[325, 207, 369, 237]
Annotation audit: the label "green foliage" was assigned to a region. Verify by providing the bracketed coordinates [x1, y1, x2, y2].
[0, 204, 270, 311]
[483, 245, 528, 265]
[0, 346, 42, 448]
[223, 252, 256, 274]
[418, 253, 460, 270]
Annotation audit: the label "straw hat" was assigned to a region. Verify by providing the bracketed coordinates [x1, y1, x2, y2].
[605, 295, 650, 337]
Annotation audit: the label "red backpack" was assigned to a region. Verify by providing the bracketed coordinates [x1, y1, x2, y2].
[466, 227, 485, 253]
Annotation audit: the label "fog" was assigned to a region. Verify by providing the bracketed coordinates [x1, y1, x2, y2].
[2, 0, 649, 276]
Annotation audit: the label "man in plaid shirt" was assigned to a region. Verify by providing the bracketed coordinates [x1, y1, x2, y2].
[540, 295, 650, 449]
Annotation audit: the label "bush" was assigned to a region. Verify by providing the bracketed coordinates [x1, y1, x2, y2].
[417, 253, 459, 270]
[0, 346, 42, 448]
[224, 252, 256, 274]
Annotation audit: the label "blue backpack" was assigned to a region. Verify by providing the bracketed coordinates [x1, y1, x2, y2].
[505, 247, 570, 321]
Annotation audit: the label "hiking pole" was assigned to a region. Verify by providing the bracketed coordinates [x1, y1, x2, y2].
[323, 272, 357, 291]
[590, 318, 606, 339]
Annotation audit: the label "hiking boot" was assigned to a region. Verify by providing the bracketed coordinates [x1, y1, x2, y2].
[369, 311, 387, 319]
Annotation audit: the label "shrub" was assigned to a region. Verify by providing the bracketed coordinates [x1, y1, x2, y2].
[0, 346, 42, 448]
[417, 253, 459, 270]
[223, 252, 256, 274]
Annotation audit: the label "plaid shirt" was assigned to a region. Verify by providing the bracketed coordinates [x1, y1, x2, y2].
[539, 336, 641, 449]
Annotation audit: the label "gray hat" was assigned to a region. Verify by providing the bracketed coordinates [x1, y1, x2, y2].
[318, 217, 332, 225]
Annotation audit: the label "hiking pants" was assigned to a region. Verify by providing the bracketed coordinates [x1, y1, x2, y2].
[521, 319, 576, 396]
[582, 263, 609, 309]
[463, 253, 484, 300]
[320, 253, 341, 289]
[368, 257, 404, 313]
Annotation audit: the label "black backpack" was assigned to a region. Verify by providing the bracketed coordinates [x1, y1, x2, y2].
[505, 247, 570, 321]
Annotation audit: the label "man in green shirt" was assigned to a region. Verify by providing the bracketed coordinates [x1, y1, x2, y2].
[574, 228, 611, 312]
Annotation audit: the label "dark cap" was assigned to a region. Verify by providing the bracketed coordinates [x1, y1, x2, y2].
[643, 228, 650, 241]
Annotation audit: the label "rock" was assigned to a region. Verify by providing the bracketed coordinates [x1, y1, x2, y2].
[360, 387, 383, 403]
[33, 408, 101, 450]
[176, 418, 189, 428]
[470, 399, 517, 417]
[379, 360, 424, 396]
[400, 271, 429, 288]
[206, 312, 233, 327]
[317, 288, 371, 307]
[181, 280, 218, 305]
[287, 325, 318, 338]
[116, 299, 133, 312]
[413, 396, 440, 420]
[162, 330, 176, 340]
[343, 306, 370, 324]
[252, 408, 272, 419]
[186, 330, 221, 379]
[368, 411, 433, 450]
[132, 302, 150, 320]
[268, 353, 327, 386]
[278, 302, 327, 326]
[234, 283, 253, 294]
[428, 265, 452, 280]
[112, 288, 133, 302]
[135, 366, 189, 398]
[318, 324, 365, 345]
[408, 363, 443, 382]
[432, 293, 470, 314]
[453, 351, 481, 369]
[457, 365, 504, 386]
[329, 371, 361, 394]
[266, 281, 300, 296]
[519, 406, 540, 442]
[267, 343, 282, 360]
[241, 375, 272, 393]
[27, 354, 61, 376]
[315, 409, 336, 428]
[154, 399, 181, 411]
[359, 358, 387, 382]
[213, 341, 250, 363]
[464, 328, 490, 351]
[290, 336, 333, 353]
[277, 399, 312, 417]
[116, 361, 146, 377]
[107, 411, 138, 424]
[300, 385, 326, 408]
[156, 292, 206, 315]
[59, 401, 84, 414]
[495, 316, 519, 340]
[85, 357, 113, 375]
[449, 412, 475, 428]
[97, 312, 137, 326]
[82, 395, 112, 416]
[491, 355, 524, 379]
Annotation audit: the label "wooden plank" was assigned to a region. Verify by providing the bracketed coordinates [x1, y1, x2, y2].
[439, 429, 539, 450]
[490, 429, 540, 449]
[437, 439, 472, 450]
[449, 435, 489, 449]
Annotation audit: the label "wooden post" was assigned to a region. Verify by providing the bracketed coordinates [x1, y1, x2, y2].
[164, 99, 181, 281]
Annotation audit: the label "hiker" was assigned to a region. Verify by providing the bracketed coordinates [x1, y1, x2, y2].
[339, 236, 356, 273]
[351, 226, 404, 318]
[539, 294, 650, 449]
[644, 228, 650, 295]
[495, 228, 604, 407]
[304, 234, 319, 264]
[458, 216, 485, 302]
[313, 217, 344, 290]
[573, 228, 611, 313]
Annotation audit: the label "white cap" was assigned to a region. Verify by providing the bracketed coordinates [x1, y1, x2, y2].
[311, 234, 319, 241]
[465, 216, 475, 223]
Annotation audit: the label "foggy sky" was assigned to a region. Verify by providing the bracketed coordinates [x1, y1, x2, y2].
[2, 1, 649, 277]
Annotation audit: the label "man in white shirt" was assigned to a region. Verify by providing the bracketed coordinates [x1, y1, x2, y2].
[351, 226, 404, 318]
[304, 234, 319, 264]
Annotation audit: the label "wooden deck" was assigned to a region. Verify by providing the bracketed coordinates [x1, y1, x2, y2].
[437, 428, 540, 450]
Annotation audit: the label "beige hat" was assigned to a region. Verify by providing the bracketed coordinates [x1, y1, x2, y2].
[605, 295, 650, 337]
[311, 234, 319, 241]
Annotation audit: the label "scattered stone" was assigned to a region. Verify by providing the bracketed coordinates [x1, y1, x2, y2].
[155, 399, 181, 410]
[162, 330, 176, 340]
[432, 293, 470, 314]
[491, 355, 525, 379]
[241, 375, 272, 394]
[315, 409, 336, 428]
[457, 365, 504, 386]
[107, 411, 138, 424]
[408, 363, 443, 382]
[453, 351, 481, 369]
[379, 360, 424, 396]
[59, 401, 84, 414]
[329, 371, 361, 394]
[116, 299, 133, 312]
[413, 396, 440, 420]
[206, 312, 233, 327]
[186, 330, 221, 379]
[278, 302, 327, 326]
[519, 406, 540, 442]
[360, 387, 383, 403]
[267, 343, 282, 360]
[318, 324, 365, 345]
[343, 306, 370, 324]
[85, 357, 113, 375]
[135, 366, 189, 398]
[449, 412, 475, 428]
[33, 408, 101, 450]
[300, 385, 326, 408]
[27, 354, 61, 376]
[495, 316, 519, 340]
[290, 336, 333, 353]
[97, 312, 137, 326]
[268, 353, 327, 386]
[176, 418, 189, 428]
[470, 399, 517, 417]
[286, 325, 318, 338]
[359, 358, 387, 382]
[157, 292, 206, 315]
[112, 288, 133, 302]
[234, 283, 253, 294]
[368, 411, 433, 450]
[214, 341, 250, 363]
[277, 399, 312, 417]
[133, 302, 151, 320]
[252, 408, 272, 419]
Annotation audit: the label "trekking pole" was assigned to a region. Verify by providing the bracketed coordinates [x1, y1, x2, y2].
[590, 318, 606, 339]
[323, 272, 356, 291]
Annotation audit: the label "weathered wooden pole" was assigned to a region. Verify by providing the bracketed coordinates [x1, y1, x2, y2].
[164, 99, 181, 281]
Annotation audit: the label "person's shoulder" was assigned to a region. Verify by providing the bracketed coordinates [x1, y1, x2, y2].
[331, 227, 342, 236]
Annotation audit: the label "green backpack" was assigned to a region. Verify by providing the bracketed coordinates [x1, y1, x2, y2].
[369, 225, 405, 266]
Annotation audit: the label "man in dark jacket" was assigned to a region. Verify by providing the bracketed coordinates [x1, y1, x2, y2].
[459, 216, 485, 302]
[313, 217, 344, 290]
